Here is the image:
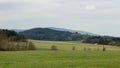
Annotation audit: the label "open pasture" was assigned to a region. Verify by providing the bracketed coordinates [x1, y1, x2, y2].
[0, 40, 120, 68]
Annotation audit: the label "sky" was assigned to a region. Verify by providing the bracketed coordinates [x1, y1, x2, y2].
[0, 0, 120, 37]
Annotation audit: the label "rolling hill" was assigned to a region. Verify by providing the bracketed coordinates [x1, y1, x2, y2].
[48, 27, 97, 36]
[13, 27, 97, 36]
[11, 29, 26, 33]
[20, 28, 87, 41]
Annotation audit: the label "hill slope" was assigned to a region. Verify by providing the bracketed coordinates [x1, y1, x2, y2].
[48, 27, 97, 36]
[13, 27, 97, 36]
[12, 29, 26, 33]
[20, 28, 86, 41]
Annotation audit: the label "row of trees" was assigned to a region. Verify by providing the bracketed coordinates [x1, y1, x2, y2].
[0, 41, 36, 51]
[83, 36, 120, 46]
[0, 29, 36, 51]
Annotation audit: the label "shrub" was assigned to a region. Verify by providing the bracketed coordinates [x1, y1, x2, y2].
[88, 48, 91, 51]
[51, 45, 58, 50]
[72, 46, 76, 51]
[103, 47, 106, 51]
[83, 47, 87, 51]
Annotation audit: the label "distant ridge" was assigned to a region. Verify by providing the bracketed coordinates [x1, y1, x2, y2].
[48, 27, 98, 36]
[11, 29, 25, 33]
[13, 27, 98, 36]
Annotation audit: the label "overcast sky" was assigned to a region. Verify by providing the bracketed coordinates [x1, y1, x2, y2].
[0, 0, 120, 37]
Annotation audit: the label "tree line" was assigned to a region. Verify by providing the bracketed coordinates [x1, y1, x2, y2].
[0, 29, 36, 51]
[83, 36, 120, 46]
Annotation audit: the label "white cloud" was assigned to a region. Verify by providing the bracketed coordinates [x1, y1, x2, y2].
[85, 5, 96, 11]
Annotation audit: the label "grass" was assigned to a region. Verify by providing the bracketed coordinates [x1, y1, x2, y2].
[0, 40, 120, 68]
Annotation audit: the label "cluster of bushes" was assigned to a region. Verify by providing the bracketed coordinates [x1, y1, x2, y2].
[0, 29, 36, 51]
[83, 47, 106, 51]
[50, 45, 106, 51]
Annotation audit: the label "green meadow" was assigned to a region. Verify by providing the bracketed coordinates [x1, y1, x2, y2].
[0, 40, 120, 68]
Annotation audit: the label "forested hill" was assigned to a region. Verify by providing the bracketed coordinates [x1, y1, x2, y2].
[20, 28, 87, 41]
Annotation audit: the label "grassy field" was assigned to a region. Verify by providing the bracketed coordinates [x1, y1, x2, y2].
[0, 40, 120, 68]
